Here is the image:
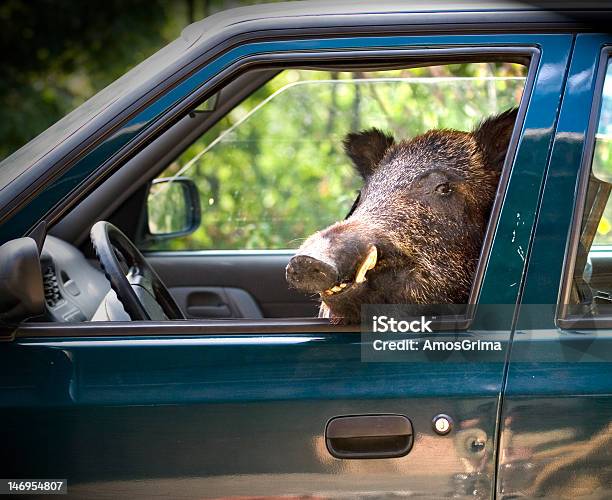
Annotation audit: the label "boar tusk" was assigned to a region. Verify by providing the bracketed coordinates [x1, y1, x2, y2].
[355, 245, 378, 284]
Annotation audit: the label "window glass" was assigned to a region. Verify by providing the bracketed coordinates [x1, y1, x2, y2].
[566, 58, 612, 316]
[148, 63, 526, 251]
[591, 60, 612, 245]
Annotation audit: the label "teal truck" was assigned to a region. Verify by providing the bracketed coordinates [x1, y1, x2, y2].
[0, 2, 611, 498]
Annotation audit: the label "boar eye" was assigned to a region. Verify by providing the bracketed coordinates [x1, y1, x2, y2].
[435, 182, 453, 196]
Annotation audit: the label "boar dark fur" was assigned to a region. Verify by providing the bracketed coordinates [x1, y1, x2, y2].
[286, 108, 518, 324]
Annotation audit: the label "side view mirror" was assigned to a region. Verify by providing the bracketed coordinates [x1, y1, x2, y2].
[144, 177, 201, 241]
[0, 237, 45, 324]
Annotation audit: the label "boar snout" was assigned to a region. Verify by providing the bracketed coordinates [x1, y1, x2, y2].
[286, 254, 339, 293]
[287, 225, 379, 297]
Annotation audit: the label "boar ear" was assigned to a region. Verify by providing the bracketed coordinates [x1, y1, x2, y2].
[343, 128, 395, 179]
[473, 107, 518, 171]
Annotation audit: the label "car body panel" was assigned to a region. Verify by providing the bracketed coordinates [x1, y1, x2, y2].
[0, 332, 507, 499]
[498, 34, 612, 499]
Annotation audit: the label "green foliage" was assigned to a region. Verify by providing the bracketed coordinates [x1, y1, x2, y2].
[0, 0, 284, 161]
[150, 63, 526, 251]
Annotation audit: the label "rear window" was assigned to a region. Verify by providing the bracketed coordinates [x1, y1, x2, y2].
[562, 57, 612, 319]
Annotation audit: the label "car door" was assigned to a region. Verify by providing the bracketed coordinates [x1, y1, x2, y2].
[497, 34, 612, 499]
[1, 28, 571, 500]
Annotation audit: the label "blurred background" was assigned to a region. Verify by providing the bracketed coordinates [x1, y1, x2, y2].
[0, 0, 283, 162]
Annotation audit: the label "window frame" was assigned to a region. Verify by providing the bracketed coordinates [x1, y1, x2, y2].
[557, 45, 612, 328]
[15, 43, 541, 338]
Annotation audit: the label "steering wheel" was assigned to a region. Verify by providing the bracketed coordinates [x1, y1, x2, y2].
[90, 221, 185, 320]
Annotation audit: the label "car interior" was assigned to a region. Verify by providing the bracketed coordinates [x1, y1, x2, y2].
[1, 57, 535, 325]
